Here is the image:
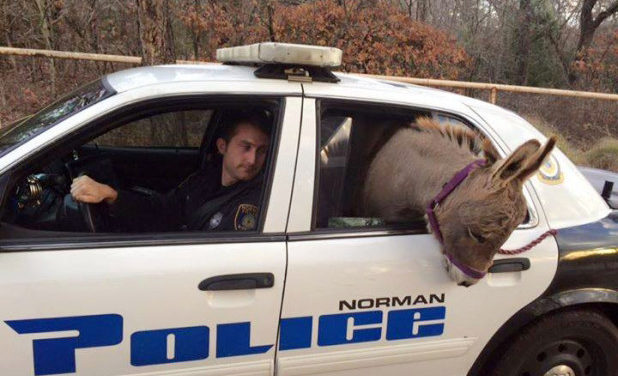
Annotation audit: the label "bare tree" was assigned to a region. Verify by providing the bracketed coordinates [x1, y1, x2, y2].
[416, 0, 428, 21]
[1, 0, 17, 70]
[576, 0, 618, 56]
[514, 0, 533, 85]
[191, 0, 201, 59]
[34, 0, 56, 95]
[136, 0, 176, 65]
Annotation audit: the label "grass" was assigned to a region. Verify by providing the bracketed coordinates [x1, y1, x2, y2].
[585, 138, 618, 172]
[524, 115, 618, 172]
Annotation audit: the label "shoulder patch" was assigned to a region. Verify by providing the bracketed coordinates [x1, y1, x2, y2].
[234, 204, 258, 230]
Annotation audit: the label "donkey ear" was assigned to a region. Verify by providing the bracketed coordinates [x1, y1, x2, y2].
[482, 138, 500, 165]
[491, 139, 541, 185]
[511, 136, 556, 182]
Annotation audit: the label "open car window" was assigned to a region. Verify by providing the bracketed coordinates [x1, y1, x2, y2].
[0, 98, 280, 241]
[314, 102, 534, 232]
[315, 102, 429, 231]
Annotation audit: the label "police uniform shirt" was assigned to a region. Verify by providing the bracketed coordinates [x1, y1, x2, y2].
[108, 162, 261, 232]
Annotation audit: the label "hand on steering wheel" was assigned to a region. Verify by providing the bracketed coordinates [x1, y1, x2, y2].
[70, 175, 118, 204]
[70, 175, 116, 232]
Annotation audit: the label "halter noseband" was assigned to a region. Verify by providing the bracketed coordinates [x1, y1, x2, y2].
[426, 160, 486, 244]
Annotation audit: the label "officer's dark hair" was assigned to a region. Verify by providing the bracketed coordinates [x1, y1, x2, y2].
[218, 109, 272, 143]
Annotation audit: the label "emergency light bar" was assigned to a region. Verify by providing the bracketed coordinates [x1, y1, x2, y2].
[216, 43, 342, 68]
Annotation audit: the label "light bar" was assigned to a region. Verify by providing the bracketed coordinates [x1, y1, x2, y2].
[216, 43, 342, 68]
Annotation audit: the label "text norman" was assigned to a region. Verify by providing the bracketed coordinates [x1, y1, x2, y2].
[339, 293, 445, 311]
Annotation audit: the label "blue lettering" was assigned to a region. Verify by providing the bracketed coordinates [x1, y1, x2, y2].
[216, 322, 273, 357]
[318, 311, 382, 346]
[131, 326, 209, 366]
[5, 305, 448, 372]
[386, 307, 445, 340]
[5, 314, 122, 376]
[279, 316, 312, 350]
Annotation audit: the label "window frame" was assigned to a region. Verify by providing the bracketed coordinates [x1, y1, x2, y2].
[0, 95, 288, 251]
[309, 98, 539, 237]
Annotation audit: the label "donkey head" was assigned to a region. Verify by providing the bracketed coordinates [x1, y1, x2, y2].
[434, 137, 556, 286]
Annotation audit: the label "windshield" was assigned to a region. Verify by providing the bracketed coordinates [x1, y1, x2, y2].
[0, 79, 115, 157]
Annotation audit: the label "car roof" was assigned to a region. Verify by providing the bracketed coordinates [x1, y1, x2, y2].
[104, 64, 482, 106]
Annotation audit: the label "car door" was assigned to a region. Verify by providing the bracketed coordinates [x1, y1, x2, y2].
[0, 93, 303, 376]
[276, 96, 558, 376]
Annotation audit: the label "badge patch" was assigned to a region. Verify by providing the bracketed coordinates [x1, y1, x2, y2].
[208, 212, 223, 230]
[234, 204, 258, 230]
[537, 154, 564, 185]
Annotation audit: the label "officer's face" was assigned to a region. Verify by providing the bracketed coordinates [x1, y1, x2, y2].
[217, 123, 269, 186]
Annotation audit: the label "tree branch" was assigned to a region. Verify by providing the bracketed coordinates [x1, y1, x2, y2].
[593, 0, 618, 28]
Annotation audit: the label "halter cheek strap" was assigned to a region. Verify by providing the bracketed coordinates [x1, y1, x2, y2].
[426, 160, 486, 244]
[426, 160, 487, 279]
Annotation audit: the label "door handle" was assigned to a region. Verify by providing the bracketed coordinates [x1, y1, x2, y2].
[488, 258, 530, 273]
[198, 273, 274, 291]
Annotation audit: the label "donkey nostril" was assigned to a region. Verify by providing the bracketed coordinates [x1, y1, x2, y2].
[458, 281, 472, 287]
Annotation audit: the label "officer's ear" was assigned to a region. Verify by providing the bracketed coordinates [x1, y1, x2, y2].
[216, 138, 227, 155]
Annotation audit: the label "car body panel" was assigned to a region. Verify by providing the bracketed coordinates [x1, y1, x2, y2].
[0, 72, 303, 374]
[280, 93, 559, 375]
[0, 242, 286, 376]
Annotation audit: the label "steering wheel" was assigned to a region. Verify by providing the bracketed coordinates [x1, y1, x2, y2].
[78, 200, 108, 233]
[65, 151, 116, 233]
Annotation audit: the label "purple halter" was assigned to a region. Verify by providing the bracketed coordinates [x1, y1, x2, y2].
[426, 159, 487, 279]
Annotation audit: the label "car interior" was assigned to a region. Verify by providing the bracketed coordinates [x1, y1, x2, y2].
[0, 98, 280, 238]
[316, 104, 432, 231]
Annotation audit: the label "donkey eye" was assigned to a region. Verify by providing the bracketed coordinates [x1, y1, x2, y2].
[467, 228, 486, 243]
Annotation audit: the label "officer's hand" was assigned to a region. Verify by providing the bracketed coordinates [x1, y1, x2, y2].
[70, 175, 118, 204]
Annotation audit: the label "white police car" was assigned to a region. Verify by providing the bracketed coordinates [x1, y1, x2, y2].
[0, 43, 616, 376]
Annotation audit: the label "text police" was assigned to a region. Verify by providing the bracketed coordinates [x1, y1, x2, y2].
[5, 305, 446, 375]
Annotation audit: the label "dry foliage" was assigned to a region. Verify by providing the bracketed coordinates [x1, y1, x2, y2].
[175, 0, 469, 78]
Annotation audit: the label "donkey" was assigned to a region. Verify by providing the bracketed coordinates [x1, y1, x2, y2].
[362, 117, 556, 286]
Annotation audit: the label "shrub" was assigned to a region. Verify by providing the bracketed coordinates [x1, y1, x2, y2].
[584, 138, 618, 172]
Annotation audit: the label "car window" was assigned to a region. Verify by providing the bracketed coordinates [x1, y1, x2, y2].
[0, 99, 280, 239]
[315, 103, 428, 230]
[92, 110, 212, 148]
[314, 103, 533, 232]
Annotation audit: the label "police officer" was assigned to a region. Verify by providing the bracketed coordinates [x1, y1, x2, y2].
[70, 112, 270, 232]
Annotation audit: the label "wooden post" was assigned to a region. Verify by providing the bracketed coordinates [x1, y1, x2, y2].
[490, 87, 498, 104]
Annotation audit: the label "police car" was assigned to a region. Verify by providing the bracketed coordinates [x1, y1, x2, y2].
[0, 43, 616, 376]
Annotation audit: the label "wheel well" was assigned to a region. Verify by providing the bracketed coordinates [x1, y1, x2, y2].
[598, 302, 618, 326]
[469, 302, 618, 376]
